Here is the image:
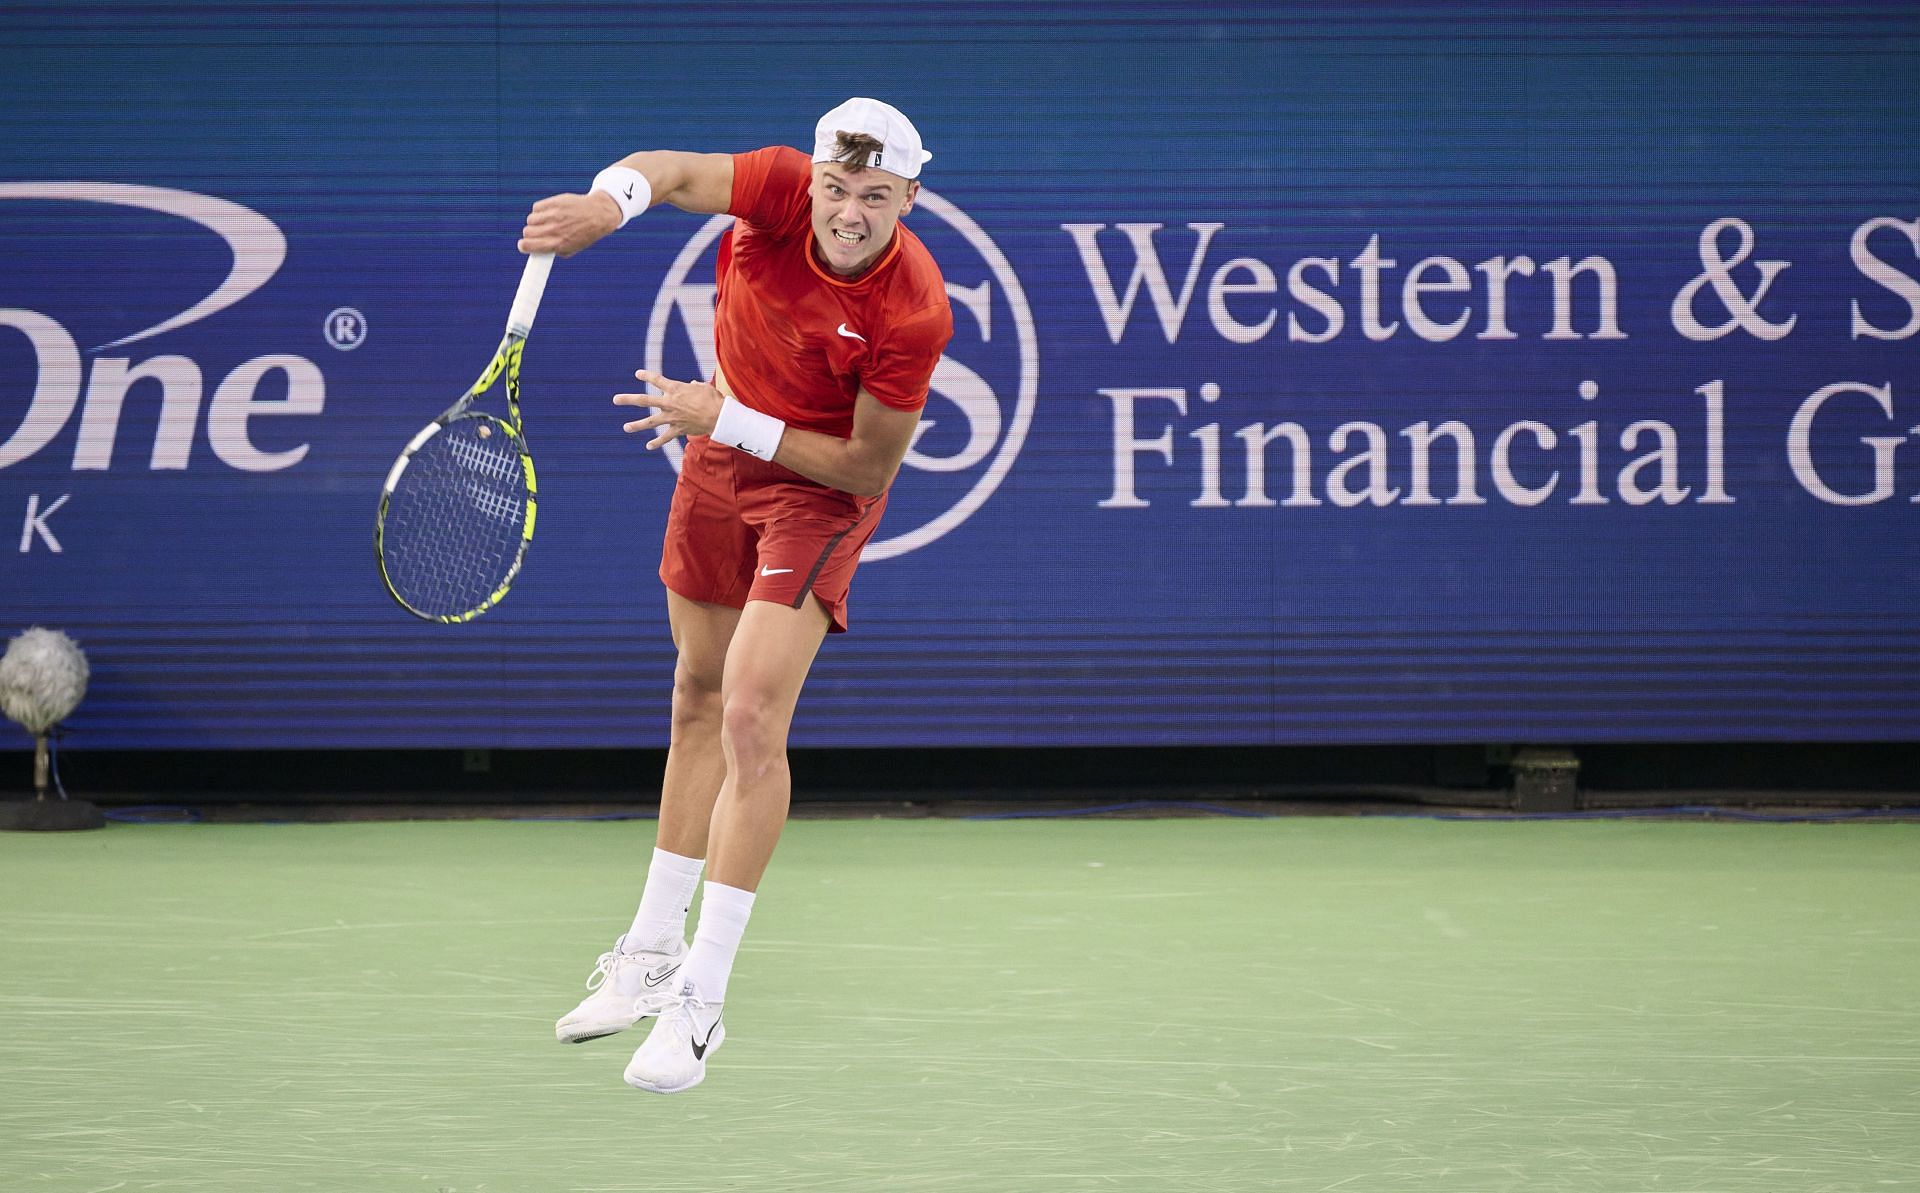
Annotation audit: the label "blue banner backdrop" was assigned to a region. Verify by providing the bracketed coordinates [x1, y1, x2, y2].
[3, 3, 1918, 748]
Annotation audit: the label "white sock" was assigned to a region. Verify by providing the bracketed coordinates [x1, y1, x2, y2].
[681, 881, 756, 1003]
[621, 848, 705, 954]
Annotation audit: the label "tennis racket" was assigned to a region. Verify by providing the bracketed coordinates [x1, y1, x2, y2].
[376, 252, 554, 622]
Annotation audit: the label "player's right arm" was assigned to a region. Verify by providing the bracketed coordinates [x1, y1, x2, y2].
[518, 151, 734, 257]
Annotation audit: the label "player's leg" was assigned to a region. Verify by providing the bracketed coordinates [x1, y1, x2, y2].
[705, 593, 831, 890]
[653, 590, 742, 860]
[626, 466, 880, 1091]
[554, 593, 742, 1044]
[617, 592, 743, 950]
[558, 432, 753, 1045]
[624, 595, 830, 1093]
[652, 441, 756, 865]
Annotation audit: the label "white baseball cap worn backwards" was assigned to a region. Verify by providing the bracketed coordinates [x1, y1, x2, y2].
[811, 97, 931, 180]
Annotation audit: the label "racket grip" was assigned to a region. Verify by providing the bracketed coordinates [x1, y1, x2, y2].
[506, 252, 555, 337]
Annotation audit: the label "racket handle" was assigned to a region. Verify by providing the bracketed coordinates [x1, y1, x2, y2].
[506, 252, 555, 338]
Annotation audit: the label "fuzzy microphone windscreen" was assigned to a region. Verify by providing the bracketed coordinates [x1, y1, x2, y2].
[0, 627, 89, 736]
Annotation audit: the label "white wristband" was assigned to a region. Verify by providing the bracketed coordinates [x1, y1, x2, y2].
[590, 165, 651, 228]
[711, 396, 786, 461]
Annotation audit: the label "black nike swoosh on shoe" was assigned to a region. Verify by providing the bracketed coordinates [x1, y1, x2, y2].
[691, 1014, 722, 1060]
[643, 964, 681, 989]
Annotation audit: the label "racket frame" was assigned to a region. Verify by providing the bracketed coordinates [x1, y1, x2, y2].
[376, 252, 553, 622]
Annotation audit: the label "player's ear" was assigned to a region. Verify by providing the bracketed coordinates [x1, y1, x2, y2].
[900, 181, 919, 217]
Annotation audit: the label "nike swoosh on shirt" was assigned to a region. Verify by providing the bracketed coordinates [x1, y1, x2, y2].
[836, 323, 866, 341]
[760, 566, 793, 577]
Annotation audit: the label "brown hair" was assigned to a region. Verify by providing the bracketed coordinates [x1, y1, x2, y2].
[830, 131, 885, 171]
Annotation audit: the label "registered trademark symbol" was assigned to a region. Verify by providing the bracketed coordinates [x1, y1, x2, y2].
[323, 306, 367, 350]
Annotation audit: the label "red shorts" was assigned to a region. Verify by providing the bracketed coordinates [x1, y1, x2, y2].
[659, 435, 887, 633]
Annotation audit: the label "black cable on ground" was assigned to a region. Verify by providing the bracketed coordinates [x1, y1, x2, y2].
[103, 805, 204, 824]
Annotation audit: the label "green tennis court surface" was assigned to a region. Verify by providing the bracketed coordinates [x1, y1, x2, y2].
[3, 816, 1915, 1192]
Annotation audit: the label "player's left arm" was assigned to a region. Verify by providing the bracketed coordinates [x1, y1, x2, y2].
[619, 374, 918, 497]
[766, 389, 920, 497]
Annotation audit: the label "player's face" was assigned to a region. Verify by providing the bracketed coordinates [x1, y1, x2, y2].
[810, 164, 918, 277]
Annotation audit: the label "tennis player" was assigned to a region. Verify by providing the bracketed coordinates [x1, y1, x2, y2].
[518, 98, 952, 1094]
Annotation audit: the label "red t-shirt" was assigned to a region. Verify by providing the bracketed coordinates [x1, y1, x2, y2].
[715, 146, 952, 439]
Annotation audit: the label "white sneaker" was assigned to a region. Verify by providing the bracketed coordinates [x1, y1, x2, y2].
[554, 935, 687, 1045]
[623, 985, 726, 1094]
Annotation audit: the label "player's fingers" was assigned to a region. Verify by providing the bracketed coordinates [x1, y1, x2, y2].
[520, 215, 562, 251]
[624, 415, 680, 444]
[612, 392, 658, 408]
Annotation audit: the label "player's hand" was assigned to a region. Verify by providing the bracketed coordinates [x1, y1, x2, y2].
[518, 192, 620, 257]
[616, 370, 724, 450]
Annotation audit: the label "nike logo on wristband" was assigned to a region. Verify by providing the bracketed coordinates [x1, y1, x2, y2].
[836, 323, 866, 342]
[623, 183, 635, 200]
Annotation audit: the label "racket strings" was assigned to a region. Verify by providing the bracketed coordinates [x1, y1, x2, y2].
[448, 434, 519, 482]
[465, 477, 524, 525]
[382, 418, 530, 618]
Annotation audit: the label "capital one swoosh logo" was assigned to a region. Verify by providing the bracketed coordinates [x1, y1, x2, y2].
[0, 181, 287, 349]
[645, 190, 1037, 561]
[0, 181, 323, 476]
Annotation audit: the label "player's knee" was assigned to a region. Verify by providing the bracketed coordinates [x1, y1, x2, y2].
[669, 661, 724, 730]
[719, 694, 788, 778]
